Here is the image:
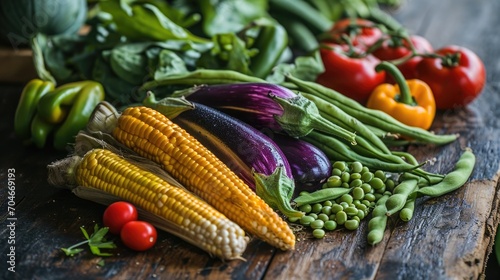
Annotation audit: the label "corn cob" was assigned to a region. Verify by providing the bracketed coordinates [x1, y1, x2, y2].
[111, 106, 296, 250]
[48, 148, 249, 260]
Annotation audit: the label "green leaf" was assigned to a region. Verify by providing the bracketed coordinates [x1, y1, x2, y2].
[61, 247, 84, 257]
[80, 227, 90, 240]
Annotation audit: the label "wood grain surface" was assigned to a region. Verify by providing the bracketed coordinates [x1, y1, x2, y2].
[1, 0, 499, 279]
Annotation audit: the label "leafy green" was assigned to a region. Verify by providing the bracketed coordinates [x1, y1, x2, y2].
[61, 224, 116, 257]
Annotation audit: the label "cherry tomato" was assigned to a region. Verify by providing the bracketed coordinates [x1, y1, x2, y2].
[325, 18, 383, 49]
[372, 35, 433, 81]
[120, 221, 157, 251]
[316, 43, 386, 104]
[415, 45, 486, 110]
[103, 201, 138, 235]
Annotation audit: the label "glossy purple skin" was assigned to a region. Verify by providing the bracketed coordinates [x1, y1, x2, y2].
[272, 134, 332, 192]
[182, 83, 298, 133]
[172, 102, 293, 190]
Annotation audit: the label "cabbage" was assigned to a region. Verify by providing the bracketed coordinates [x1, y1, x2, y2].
[0, 0, 87, 48]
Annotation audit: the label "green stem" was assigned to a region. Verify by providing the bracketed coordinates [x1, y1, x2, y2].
[375, 61, 413, 105]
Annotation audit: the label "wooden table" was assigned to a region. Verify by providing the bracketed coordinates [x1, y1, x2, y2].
[1, 0, 499, 279]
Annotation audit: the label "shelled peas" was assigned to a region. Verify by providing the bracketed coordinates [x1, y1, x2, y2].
[290, 161, 395, 239]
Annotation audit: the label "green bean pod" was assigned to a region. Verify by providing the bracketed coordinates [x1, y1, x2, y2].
[285, 74, 458, 145]
[293, 187, 351, 206]
[399, 193, 417, 222]
[385, 179, 418, 216]
[417, 148, 476, 197]
[367, 194, 390, 245]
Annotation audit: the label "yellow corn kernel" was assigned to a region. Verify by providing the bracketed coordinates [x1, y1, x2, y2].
[112, 106, 296, 250]
[74, 148, 248, 260]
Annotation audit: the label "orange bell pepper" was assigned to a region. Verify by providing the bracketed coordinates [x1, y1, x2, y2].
[366, 62, 436, 130]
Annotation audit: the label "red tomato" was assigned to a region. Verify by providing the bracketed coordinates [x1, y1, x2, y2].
[316, 43, 386, 104]
[325, 18, 383, 49]
[373, 35, 433, 81]
[415, 45, 486, 110]
[103, 201, 138, 235]
[120, 221, 157, 251]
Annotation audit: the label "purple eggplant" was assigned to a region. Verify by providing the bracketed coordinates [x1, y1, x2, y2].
[173, 83, 356, 143]
[271, 134, 332, 194]
[143, 93, 303, 218]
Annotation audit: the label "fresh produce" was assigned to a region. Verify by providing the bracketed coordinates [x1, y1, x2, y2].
[14, 79, 54, 140]
[0, 0, 87, 46]
[315, 43, 385, 104]
[87, 103, 296, 251]
[372, 35, 434, 81]
[143, 93, 303, 218]
[415, 45, 486, 109]
[103, 202, 139, 235]
[367, 194, 390, 245]
[120, 221, 157, 252]
[290, 160, 396, 236]
[14, 79, 105, 150]
[286, 74, 458, 145]
[417, 148, 476, 197]
[322, 18, 383, 49]
[272, 134, 332, 193]
[366, 62, 436, 130]
[48, 147, 249, 260]
[60, 224, 116, 257]
[173, 82, 357, 143]
[384, 178, 418, 216]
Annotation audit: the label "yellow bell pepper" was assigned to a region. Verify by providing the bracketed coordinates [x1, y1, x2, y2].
[367, 62, 436, 130]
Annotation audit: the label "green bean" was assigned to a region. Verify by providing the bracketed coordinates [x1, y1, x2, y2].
[385, 179, 419, 216]
[345, 219, 360, 230]
[399, 194, 416, 222]
[300, 215, 315, 226]
[335, 211, 348, 225]
[324, 220, 337, 231]
[301, 92, 391, 154]
[313, 229, 326, 239]
[304, 131, 427, 174]
[417, 148, 476, 197]
[139, 69, 266, 94]
[293, 187, 351, 206]
[367, 194, 390, 245]
[299, 204, 312, 213]
[318, 213, 330, 222]
[311, 219, 325, 229]
[286, 74, 458, 145]
[312, 203, 323, 213]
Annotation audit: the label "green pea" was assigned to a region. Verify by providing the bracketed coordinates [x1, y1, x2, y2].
[326, 175, 342, 188]
[340, 194, 353, 204]
[341, 172, 350, 183]
[375, 185, 386, 194]
[361, 166, 370, 174]
[362, 199, 371, 207]
[339, 201, 350, 209]
[352, 187, 365, 200]
[321, 206, 332, 215]
[313, 228, 326, 239]
[356, 209, 366, 219]
[300, 215, 315, 226]
[311, 219, 325, 229]
[374, 170, 387, 182]
[333, 161, 346, 171]
[323, 200, 333, 207]
[318, 213, 330, 222]
[331, 204, 343, 214]
[386, 179, 396, 192]
[344, 206, 358, 216]
[299, 204, 312, 213]
[341, 182, 350, 188]
[350, 161, 363, 173]
[370, 177, 385, 190]
[335, 211, 347, 225]
[351, 215, 361, 223]
[324, 220, 337, 231]
[331, 168, 342, 176]
[361, 183, 372, 193]
[356, 203, 367, 212]
[288, 216, 300, 223]
[308, 213, 318, 219]
[364, 193, 376, 202]
[350, 173, 362, 181]
[350, 178, 363, 188]
[312, 203, 323, 213]
[345, 219, 360, 230]
[361, 172, 374, 183]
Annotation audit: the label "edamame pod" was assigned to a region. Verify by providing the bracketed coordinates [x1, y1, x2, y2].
[417, 148, 476, 197]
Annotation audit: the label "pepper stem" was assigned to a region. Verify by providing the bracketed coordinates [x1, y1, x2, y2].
[375, 62, 414, 105]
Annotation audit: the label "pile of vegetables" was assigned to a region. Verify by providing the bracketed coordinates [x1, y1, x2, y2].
[7, 0, 486, 260]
